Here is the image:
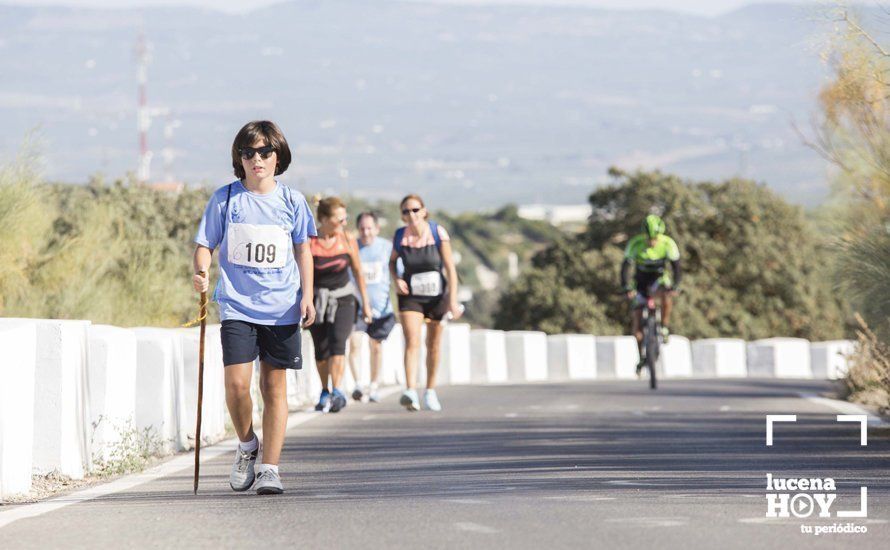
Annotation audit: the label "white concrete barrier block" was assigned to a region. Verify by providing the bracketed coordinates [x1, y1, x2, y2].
[595, 336, 640, 379]
[180, 325, 226, 447]
[380, 324, 405, 386]
[18, 319, 92, 479]
[547, 335, 596, 381]
[133, 328, 187, 453]
[747, 338, 812, 378]
[811, 340, 855, 380]
[285, 332, 317, 411]
[286, 329, 321, 409]
[88, 325, 137, 464]
[470, 330, 508, 383]
[0, 322, 37, 498]
[659, 336, 693, 378]
[345, 332, 371, 390]
[438, 323, 472, 385]
[505, 331, 549, 382]
[692, 339, 747, 377]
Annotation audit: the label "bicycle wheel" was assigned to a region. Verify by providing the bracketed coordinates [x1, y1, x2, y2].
[646, 314, 658, 389]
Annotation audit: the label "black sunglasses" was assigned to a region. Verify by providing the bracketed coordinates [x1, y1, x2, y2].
[239, 145, 276, 160]
[401, 207, 422, 215]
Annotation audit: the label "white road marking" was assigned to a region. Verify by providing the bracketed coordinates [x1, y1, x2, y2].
[606, 480, 655, 486]
[0, 386, 403, 530]
[719, 405, 731, 412]
[445, 498, 488, 505]
[543, 495, 616, 502]
[797, 393, 886, 426]
[605, 517, 688, 527]
[504, 413, 519, 418]
[454, 522, 499, 534]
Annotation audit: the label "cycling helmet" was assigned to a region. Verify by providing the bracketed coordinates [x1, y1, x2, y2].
[642, 214, 666, 238]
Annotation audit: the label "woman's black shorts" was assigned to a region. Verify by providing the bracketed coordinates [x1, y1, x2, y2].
[397, 294, 449, 321]
[308, 295, 357, 360]
[220, 320, 303, 369]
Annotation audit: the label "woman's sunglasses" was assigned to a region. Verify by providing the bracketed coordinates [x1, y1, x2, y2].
[239, 145, 276, 160]
[401, 207, 422, 215]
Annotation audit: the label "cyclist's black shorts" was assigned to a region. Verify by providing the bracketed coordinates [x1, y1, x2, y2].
[634, 271, 667, 298]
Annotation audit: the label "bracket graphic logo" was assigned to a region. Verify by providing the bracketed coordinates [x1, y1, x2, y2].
[763, 415, 869, 534]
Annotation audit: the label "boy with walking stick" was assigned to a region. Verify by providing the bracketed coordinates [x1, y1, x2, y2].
[193, 120, 316, 495]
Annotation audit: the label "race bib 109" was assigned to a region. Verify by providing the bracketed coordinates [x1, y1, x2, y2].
[410, 271, 443, 297]
[362, 261, 384, 285]
[227, 223, 289, 269]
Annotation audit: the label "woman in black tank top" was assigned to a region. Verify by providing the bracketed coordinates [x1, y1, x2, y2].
[389, 194, 462, 412]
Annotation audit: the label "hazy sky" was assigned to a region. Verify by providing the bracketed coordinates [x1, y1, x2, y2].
[1, 0, 820, 17]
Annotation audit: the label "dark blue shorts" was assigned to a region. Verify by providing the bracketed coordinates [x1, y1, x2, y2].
[220, 320, 302, 369]
[354, 313, 397, 342]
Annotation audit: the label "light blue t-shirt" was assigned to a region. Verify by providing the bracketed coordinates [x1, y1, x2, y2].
[358, 237, 394, 318]
[194, 180, 317, 325]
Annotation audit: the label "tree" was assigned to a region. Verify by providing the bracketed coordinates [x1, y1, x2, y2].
[495, 170, 848, 340]
[811, 7, 890, 340]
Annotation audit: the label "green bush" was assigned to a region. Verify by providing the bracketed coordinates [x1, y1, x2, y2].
[0, 166, 212, 326]
[496, 169, 850, 340]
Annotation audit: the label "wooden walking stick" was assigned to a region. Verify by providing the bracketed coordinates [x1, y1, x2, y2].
[193, 272, 208, 495]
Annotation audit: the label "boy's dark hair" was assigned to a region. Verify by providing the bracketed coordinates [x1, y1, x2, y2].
[231, 120, 292, 180]
[356, 211, 379, 226]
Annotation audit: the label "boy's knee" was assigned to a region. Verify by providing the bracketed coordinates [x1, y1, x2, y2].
[226, 377, 251, 398]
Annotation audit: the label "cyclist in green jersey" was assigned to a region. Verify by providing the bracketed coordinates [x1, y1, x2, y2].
[620, 215, 682, 366]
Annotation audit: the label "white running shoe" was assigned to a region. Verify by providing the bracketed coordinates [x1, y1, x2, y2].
[422, 389, 442, 412]
[399, 389, 420, 411]
[229, 446, 257, 492]
[254, 466, 283, 495]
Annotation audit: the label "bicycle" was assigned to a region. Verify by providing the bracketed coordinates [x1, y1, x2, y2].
[626, 282, 672, 390]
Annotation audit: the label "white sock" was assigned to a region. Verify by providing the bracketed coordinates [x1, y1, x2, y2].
[239, 435, 259, 453]
[258, 463, 279, 475]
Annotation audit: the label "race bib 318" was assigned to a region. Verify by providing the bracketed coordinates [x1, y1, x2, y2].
[410, 271, 443, 297]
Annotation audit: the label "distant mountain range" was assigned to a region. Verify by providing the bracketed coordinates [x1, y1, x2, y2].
[0, 1, 854, 209]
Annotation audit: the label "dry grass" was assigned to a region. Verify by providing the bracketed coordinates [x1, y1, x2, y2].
[841, 315, 890, 414]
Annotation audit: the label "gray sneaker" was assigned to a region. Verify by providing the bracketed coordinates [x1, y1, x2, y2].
[255, 467, 284, 495]
[229, 446, 257, 492]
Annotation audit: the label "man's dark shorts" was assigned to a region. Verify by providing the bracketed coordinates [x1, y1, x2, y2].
[354, 313, 397, 342]
[220, 320, 302, 369]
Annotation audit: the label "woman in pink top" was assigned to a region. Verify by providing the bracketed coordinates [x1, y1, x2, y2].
[389, 194, 462, 411]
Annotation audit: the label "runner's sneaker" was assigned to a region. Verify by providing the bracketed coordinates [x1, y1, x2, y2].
[660, 326, 670, 343]
[315, 389, 332, 413]
[368, 390, 380, 403]
[330, 388, 348, 413]
[400, 389, 420, 411]
[352, 386, 364, 402]
[421, 389, 442, 412]
[229, 447, 258, 492]
[254, 466, 284, 495]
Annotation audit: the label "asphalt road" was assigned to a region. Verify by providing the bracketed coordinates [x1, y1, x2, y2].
[1, 379, 888, 549]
